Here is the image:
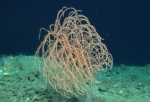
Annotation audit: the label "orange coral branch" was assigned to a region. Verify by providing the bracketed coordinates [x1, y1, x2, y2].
[35, 6, 113, 98]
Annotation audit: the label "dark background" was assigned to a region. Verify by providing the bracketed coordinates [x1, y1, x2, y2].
[0, 0, 150, 66]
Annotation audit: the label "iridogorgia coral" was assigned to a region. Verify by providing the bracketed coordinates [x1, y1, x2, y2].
[35, 7, 113, 98]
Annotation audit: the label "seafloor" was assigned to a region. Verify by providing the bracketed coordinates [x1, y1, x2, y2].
[0, 55, 150, 102]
